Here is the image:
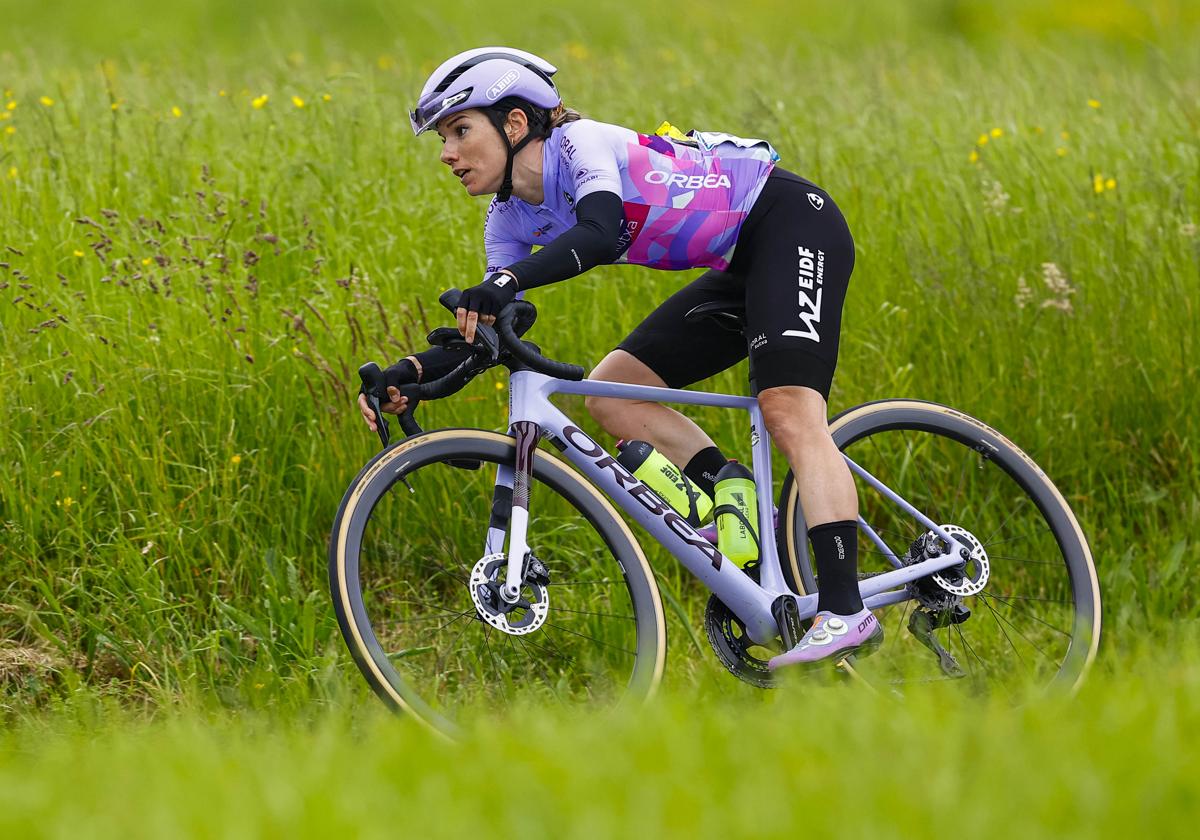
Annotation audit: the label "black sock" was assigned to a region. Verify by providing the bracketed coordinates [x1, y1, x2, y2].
[684, 446, 726, 499]
[808, 520, 863, 615]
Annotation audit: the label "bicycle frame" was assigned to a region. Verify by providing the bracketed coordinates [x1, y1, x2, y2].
[489, 369, 976, 646]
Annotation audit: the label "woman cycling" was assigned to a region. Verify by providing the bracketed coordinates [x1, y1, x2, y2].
[356, 46, 878, 668]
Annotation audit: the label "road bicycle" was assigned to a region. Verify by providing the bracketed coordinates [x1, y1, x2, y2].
[329, 291, 1101, 737]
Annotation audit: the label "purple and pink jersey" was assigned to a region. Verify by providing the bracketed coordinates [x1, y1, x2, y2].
[483, 119, 777, 278]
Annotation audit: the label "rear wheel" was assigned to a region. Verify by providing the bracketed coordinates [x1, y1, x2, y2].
[778, 400, 1101, 696]
[329, 428, 667, 737]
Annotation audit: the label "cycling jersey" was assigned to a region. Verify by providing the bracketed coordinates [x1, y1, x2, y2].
[482, 119, 777, 279]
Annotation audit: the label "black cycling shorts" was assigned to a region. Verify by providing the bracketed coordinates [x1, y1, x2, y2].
[616, 168, 855, 399]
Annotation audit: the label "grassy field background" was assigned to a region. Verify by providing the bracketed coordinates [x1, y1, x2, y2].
[1, 0, 1198, 833]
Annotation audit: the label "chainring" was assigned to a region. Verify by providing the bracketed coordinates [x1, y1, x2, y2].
[704, 594, 779, 689]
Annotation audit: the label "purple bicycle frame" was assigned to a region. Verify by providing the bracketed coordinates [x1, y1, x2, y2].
[489, 369, 974, 646]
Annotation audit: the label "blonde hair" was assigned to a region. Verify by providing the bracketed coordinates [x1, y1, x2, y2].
[549, 104, 583, 129]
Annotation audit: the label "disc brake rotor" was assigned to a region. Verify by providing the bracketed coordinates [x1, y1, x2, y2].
[468, 553, 549, 636]
[930, 524, 990, 596]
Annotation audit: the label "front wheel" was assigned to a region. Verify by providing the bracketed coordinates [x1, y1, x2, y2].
[329, 428, 667, 737]
[778, 399, 1101, 696]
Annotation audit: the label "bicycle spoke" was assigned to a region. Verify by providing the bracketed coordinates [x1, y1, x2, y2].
[978, 594, 1062, 664]
[552, 605, 637, 621]
[984, 593, 1071, 637]
[544, 621, 637, 657]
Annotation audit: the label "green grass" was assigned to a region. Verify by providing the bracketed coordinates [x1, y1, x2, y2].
[1, 0, 1198, 831]
[3, 640, 1200, 837]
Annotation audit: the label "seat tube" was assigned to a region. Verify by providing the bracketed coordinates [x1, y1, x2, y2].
[749, 403, 786, 594]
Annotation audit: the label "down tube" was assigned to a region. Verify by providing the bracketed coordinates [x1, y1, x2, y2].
[527, 406, 778, 645]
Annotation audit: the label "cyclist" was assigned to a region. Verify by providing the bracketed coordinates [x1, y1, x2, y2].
[357, 46, 880, 668]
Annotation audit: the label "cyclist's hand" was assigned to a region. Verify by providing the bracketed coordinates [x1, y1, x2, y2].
[456, 273, 517, 343]
[357, 359, 416, 432]
[357, 388, 409, 432]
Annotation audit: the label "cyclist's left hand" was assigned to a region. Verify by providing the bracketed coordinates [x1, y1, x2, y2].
[456, 273, 518, 343]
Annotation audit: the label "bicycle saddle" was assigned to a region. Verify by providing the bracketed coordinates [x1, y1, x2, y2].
[684, 298, 747, 334]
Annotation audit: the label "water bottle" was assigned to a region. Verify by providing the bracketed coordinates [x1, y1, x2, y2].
[615, 440, 713, 527]
[714, 460, 759, 564]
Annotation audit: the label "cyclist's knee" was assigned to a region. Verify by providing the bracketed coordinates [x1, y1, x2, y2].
[758, 386, 831, 451]
[586, 350, 666, 426]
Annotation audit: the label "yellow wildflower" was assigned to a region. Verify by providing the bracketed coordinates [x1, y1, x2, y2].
[73, 250, 84, 257]
[53, 470, 63, 477]
[171, 106, 182, 118]
[494, 381, 505, 390]
[7, 166, 15, 178]
[39, 96, 54, 107]
[4, 127, 15, 136]
[292, 96, 305, 108]
[231, 454, 242, 465]
[0, 112, 8, 121]
[322, 93, 332, 102]
[5, 100, 16, 111]
[252, 94, 269, 109]
[1060, 130, 1070, 141]
[219, 89, 227, 97]
[1087, 99, 1101, 109]
[1093, 174, 1105, 194]
[111, 101, 121, 111]
[61, 497, 75, 509]
[142, 257, 152, 266]
[977, 134, 988, 146]
[1056, 147, 1068, 157]
[1105, 177, 1116, 190]
[990, 127, 1003, 138]
[968, 149, 980, 164]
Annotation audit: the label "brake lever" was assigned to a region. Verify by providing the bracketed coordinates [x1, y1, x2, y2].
[357, 363, 391, 449]
[425, 323, 499, 362]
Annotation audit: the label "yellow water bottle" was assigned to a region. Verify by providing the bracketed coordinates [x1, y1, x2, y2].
[714, 460, 759, 564]
[616, 440, 713, 527]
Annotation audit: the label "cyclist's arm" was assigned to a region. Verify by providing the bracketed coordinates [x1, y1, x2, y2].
[501, 191, 624, 291]
[500, 121, 625, 291]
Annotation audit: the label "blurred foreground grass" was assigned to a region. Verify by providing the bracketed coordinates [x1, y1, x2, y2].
[3, 634, 1200, 837]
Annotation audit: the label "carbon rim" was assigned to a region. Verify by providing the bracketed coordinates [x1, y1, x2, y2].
[780, 400, 1100, 696]
[329, 430, 666, 736]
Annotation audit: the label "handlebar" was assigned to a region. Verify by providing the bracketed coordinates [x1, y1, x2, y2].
[358, 290, 585, 449]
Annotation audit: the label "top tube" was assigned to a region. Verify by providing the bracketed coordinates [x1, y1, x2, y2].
[550, 378, 758, 411]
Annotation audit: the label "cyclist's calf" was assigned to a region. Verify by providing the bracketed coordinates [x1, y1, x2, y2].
[758, 385, 856, 526]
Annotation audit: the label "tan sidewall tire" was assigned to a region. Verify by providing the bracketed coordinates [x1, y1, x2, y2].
[778, 399, 1101, 693]
[329, 428, 667, 736]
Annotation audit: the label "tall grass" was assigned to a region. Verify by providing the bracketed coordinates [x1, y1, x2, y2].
[1, 0, 1197, 717]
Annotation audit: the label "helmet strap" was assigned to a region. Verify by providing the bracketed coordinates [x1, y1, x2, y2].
[487, 104, 544, 203]
[497, 132, 536, 202]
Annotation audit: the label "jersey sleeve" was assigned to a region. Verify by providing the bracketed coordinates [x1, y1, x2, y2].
[482, 198, 533, 281]
[559, 121, 624, 202]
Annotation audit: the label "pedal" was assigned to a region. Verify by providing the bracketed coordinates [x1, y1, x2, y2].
[907, 610, 966, 678]
[770, 595, 804, 650]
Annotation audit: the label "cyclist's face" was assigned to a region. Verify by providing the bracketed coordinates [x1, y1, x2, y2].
[437, 110, 509, 196]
